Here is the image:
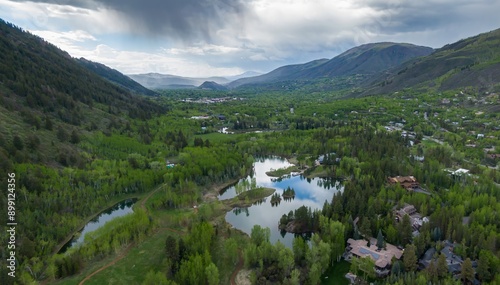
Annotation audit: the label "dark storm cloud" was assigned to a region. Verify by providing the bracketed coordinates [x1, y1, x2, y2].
[9, 0, 248, 41]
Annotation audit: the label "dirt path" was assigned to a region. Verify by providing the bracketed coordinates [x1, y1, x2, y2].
[79, 185, 165, 285]
[140, 184, 164, 211]
[230, 250, 244, 285]
[78, 242, 135, 285]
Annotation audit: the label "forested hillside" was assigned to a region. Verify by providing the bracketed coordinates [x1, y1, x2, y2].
[0, 16, 499, 285]
[228, 43, 432, 89]
[364, 28, 500, 95]
[76, 58, 158, 97]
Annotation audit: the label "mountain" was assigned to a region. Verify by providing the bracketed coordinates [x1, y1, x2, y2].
[128, 73, 230, 89]
[227, 58, 329, 88]
[0, 18, 164, 164]
[225, 71, 263, 81]
[363, 28, 500, 95]
[76, 58, 158, 96]
[199, 81, 228, 91]
[228, 43, 433, 89]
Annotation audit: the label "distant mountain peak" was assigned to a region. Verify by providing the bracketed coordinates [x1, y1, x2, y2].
[228, 42, 433, 89]
[199, 81, 228, 91]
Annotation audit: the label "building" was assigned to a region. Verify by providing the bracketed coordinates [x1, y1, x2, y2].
[394, 204, 429, 231]
[345, 238, 403, 277]
[387, 176, 419, 191]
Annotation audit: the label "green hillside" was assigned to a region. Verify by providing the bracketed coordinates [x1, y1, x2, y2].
[364, 28, 500, 95]
[76, 58, 159, 97]
[228, 43, 432, 89]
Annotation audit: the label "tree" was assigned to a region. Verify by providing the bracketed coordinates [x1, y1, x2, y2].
[386, 224, 398, 244]
[289, 269, 300, 285]
[165, 236, 179, 273]
[426, 260, 438, 283]
[359, 217, 372, 237]
[278, 243, 294, 278]
[244, 243, 258, 268]
[403, 244, 418, 272]
[224, 238, 238, 266]
[250, 225, 270, 246]
[399, 215, 413, 246]
[142, 270, 174, 285]
[70, 130, 80, 144]
[306, 234, 331, 273]
[292, 236, 308, 266]
[437, 253, 448, 278]
[308, 263, 321, 285]
[351, 256, 376, 280]
[461, 258, 474, 285]
[26, 134, 40, 150]
[45, 116, 53, 130]
[177, 254, 204, 285]
[205, 262, 219, 285]
[376, 229, 385, 249]
[57, 126, 68, 142]
[477, 251, 491, 282]
[13, 135, 24, 150]
[391, 260, 403, 276]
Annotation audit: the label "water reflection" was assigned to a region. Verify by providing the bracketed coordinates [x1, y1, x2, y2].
[59, 199, 136, 253]
[224, 157, 342, 248]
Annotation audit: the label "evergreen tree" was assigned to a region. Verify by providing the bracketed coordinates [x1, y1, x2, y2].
[403, 244, 418, 272]
[461, 258, 474, 285]
[70, 130, 80, 144]
[376, 229, 385, 249]
[13, 135, 24, 150]
[57, 126, 68, 142]
[437, 253, 448, 278]
[399, 215, 413, 246]
[477, 251, 491, 282]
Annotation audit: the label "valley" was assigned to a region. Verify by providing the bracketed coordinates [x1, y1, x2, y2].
[0, 17, 499, 285]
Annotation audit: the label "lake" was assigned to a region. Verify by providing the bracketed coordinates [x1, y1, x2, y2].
[59, 198, 137, 253]
[222, 157, 343, 247]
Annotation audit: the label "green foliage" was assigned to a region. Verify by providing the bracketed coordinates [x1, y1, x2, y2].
[250, 225, 270, 247]
[142, 271, 176, 285]
[403, 244, 418, 272]
[461, 258, 475, 284]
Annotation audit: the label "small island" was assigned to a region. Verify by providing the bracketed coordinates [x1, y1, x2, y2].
[266, 165, 300, 177]
[270, 192, 282, 206]
[279, 205, 316, 234]
[223, 187, 275, 209]
[282, 186, 296, 199]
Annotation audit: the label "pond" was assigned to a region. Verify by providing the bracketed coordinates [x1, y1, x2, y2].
[222, 157, 343, 247]
[59, 198, 137, 253]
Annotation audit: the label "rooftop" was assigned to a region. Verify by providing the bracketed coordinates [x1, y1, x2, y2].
[347, 238, 403, 269]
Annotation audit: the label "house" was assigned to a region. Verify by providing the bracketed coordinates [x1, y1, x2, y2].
[345, 238, 403, 277]
[394, 204, 429, 231]
[420, 241, 479, 284]
[418, 247, 436, 269]
[487, 154, 500, 160]
[217, 114, 226, 120]
[317, 153, 339, 165]
[387, 176, 419, 191]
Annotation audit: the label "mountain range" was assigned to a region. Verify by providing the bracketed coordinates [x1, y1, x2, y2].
[1, 16, 499, 100]
[228, 43, 434, 89]
[362, 28, 500, 95]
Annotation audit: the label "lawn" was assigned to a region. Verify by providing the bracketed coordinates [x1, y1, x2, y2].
[55, 227, 181, 285]
[53, 208, 190, 285]
[321, 260, 350, 285]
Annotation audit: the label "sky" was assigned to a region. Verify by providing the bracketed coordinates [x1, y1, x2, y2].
[1, 0, 500, 77]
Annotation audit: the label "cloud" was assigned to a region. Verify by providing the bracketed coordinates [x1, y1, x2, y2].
[76, 44, 244, 77]
[7, 0, 249, 42]
[2, 0, 500, 75]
